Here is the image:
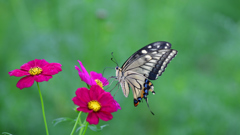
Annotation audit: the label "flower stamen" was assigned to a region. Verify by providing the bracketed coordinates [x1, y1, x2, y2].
[88, 100, 101, 112]
[29, 67, 42, 75]
[95, 79, 103, 89]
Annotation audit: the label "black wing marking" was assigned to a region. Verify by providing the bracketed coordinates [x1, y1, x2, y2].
[148, 49, 177, 80]
[124, 72, 145, 99]
[121, 41, 172, 70]
[121, 41, 177, 80]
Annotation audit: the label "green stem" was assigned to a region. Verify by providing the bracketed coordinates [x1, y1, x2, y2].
[86, 84, 90, 89]
[78, 116, 83, 135]
[37, 82, 49, 135]
[78, 111, 82, 125]
[70, 111, 82, 135]
[79, 120, 85, 135]
[82, 122, 89, 135]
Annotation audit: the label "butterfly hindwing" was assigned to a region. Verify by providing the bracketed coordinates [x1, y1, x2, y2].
[123, 72, 155, 108]
[133, 78, 155, 107]
[124, 71, 145, 98]
[120, 79, 130, 97]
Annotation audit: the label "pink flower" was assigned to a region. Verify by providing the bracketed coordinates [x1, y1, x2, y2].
[72, 85, 121, 125]
[75, 60, 109, 88]
[8, 59, 62, 89]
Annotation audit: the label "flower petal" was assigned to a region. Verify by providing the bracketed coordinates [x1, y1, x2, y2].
[8, 69, 29, 77]
[75, 61, 95, 85]
[34, 75, 52, 82]
[79, 73, 95, 86]
[20, 62, 32, 71]
[75, 87, 91, 103]
[98, 92, 115, 106]
[42, 63, 62, 75]
[77, 60, 89, 77]
[101, 78, 109, 86]
[90, 85, 104, 100]
[20, 59, 49, 70]
[90, 71, 109, 86]
[16, 76, 35, 89]
[113, 99, 121, 110]
[72, 97, 88, 108]
[75, 65, 81, 72]
[35, 59, 49, 67]
[101, 99, 121, 113]
[90, 71, 102, 80]
[97, 111, 113, 121]
[77, 107, 93, 113]
[86, 112, 99, 125]
[101, 104, 118, 113]
[21, 59, 36, 69]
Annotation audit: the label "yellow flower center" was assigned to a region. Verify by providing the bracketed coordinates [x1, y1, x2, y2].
[95, 79, 103, 89]
[88, 100, 101, 112]
[28, 67, 42, 75]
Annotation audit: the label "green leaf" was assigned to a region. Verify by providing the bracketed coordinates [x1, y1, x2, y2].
[2, 132, 12, 135]
[88, 124, 109, 132]
[52, 117, 75, 126]
[76, 125, 86, 132]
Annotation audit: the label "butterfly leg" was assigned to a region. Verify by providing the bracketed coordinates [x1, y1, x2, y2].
[105, 79, 114, 90]
[109, 81, 120, 93]
[113, 84, 120, 97]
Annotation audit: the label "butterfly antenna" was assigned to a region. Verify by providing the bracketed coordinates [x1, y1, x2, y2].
[102, 67, 115, 77]
[111, 52, 119, 67]
[144, 98, 155, 115]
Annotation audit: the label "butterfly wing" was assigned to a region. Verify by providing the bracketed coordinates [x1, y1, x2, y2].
[124, 71, 145, 98]
[119, 77, 130, 97]
[117, 41, 177, 109]
[123, 70, 155, 114]
[122, 41, 178, 80]
[117, 70, 144, 98]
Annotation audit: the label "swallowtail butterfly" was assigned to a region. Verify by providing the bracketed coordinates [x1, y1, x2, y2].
[114, 41, 177, 114]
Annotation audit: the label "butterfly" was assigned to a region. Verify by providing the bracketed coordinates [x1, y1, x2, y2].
[113, 41, 178, 115]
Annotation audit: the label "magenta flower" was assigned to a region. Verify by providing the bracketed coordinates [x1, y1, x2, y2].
[75, 60, 109, 88]
[72, 85, 121, 125]
[8, 59, 62, 89]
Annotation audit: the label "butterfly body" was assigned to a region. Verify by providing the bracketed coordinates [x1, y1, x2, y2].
[115, 41, 178, 109]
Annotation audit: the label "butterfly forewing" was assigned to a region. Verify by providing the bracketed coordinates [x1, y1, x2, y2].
[148, 49, 177, 80]
[122, 41, 177, 80]
[121, 41, 172, 70]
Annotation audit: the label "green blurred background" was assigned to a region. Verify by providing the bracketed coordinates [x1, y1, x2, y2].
[1, 0, 240, 134]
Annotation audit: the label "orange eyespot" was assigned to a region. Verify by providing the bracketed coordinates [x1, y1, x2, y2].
[134, 99, 139, 107]
[134, 102, 139, 107]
